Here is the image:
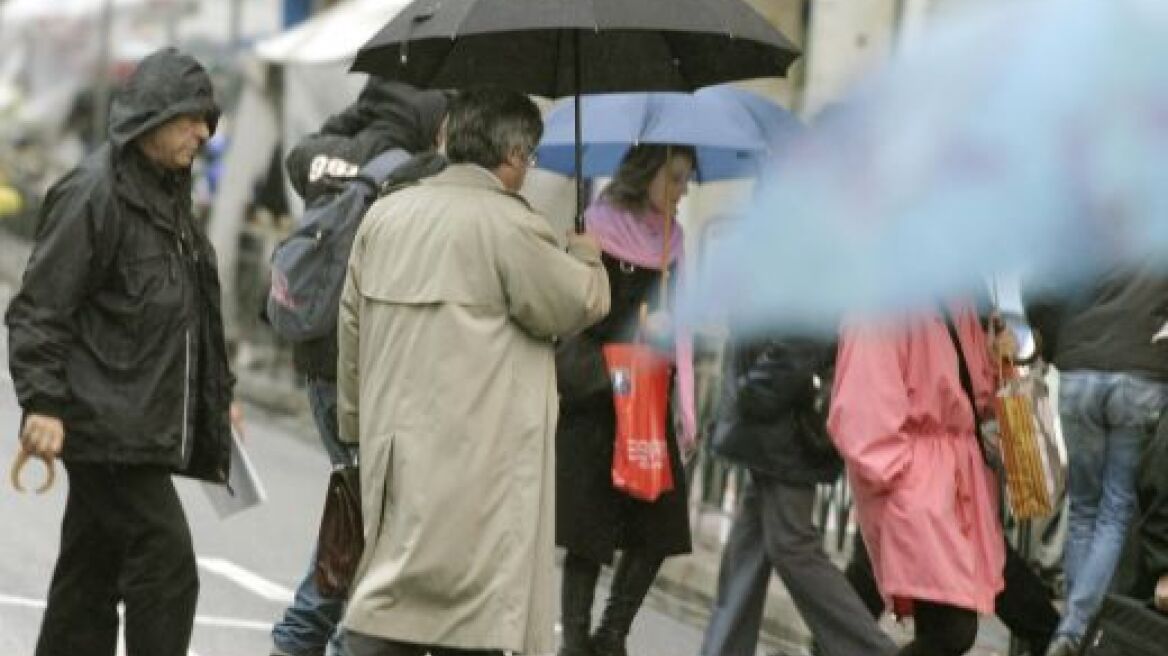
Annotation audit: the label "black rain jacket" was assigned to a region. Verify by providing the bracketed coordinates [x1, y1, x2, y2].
[1026, 260, 1168, 380]
[5, 48, 234, 482]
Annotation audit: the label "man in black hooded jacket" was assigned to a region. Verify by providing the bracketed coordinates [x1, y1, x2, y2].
[269, 77, 450, 656]
[5, 48, 236, 656]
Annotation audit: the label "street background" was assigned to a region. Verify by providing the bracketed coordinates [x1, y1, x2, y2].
[0, 1, 1041, 654]
[0, 251, 1013, 656]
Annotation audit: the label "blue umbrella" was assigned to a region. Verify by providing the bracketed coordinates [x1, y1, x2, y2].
[683, 0, 1168, 333]
[536, 84, 802, 181]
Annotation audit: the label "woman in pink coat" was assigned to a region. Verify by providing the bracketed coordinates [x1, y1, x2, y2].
[828, 300, 1006, 655]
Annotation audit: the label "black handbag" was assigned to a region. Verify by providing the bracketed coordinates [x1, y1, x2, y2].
[313, 465, 364, 598]
[555, 332, 611, 405]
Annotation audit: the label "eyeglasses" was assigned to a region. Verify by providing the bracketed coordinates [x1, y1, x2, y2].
[513, 148, 537, 168]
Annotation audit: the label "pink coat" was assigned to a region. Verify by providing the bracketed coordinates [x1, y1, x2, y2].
[828, 301, 1005, 615]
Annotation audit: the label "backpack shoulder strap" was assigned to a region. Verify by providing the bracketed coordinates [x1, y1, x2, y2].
[357, 148, 411, 184]
[941, 307, 991, 466]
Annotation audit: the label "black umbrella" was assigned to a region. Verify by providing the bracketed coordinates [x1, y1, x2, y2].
[352, 0, 800, 230]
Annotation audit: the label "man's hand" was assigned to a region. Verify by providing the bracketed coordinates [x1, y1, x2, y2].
[566, 231, 600, 259]
[1156, 573, 1168, 613]
[12, 414, 62, 493]
[230, 402, 245, 440]
[20, 414, 64, 458]
[643, 309, 673, 343]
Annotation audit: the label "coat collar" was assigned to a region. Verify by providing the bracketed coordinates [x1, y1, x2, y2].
[423, 163, 534, 210]
[113, 146, 191, 236]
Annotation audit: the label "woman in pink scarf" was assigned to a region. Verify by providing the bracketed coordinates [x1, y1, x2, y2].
[554, 144, 697, 656]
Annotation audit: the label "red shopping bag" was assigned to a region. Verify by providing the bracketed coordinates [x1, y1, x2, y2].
[603, 342, 674, 501]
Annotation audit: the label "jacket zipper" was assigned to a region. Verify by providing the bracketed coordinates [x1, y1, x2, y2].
[181, 329, 192, 462]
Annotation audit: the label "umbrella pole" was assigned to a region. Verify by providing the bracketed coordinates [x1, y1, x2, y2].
[660, 145, 674, 308]
[574, 29, 585, 234]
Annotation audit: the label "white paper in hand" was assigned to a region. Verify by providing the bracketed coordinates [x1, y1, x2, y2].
[202, 430, 267, 518]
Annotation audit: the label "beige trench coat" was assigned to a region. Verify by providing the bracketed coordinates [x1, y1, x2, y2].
[337, 164, 610, 653]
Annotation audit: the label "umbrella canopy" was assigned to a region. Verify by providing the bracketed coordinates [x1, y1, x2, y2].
[350, 0, 799, 230]
[536, 85, 802, 182]
[684, 0, 1168, 333]
[350, 0, 799, 96]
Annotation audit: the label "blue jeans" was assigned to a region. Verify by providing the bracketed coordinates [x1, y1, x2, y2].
[1057, 370, 1167, 639]
[272, 379, 355, 656]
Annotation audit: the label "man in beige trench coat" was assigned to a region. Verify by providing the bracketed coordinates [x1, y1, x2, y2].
[337, 87, 611, 656]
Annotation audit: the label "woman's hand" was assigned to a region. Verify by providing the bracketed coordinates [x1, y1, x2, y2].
[1156, 573, 1168, 612]
[988, 313, 1018, 361]
[642, 310, 673, 342]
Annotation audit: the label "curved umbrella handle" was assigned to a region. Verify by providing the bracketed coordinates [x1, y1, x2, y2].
[10, 448, 56, 494]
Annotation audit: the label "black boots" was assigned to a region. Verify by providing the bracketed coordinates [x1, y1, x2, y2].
[590, 551, 663, 656]
[559, 553, 600, 656]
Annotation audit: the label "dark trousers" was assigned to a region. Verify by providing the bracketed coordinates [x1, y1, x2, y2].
[342, 631, 504, 656]
[897, 600, 979, 656]
[701, 475, 896, 656]
[36, 462, 199, 656]
[846, 532, 1059, 655]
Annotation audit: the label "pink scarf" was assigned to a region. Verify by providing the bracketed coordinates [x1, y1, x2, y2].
[585, 201, 697, 449]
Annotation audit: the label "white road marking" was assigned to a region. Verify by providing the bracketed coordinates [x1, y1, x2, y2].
[196, 557, 295, 604]
[0, 593, 42, 609]
[0, 592, 269, 632]
[193, 614, 273, 631]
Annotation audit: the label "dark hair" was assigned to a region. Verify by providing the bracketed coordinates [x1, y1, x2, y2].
[600, 144, 697, 212]
[444, 87, 543, 169]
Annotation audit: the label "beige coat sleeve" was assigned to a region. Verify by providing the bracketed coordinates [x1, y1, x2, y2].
[496, 209, 610, 340]
[337, 223, 366, 445]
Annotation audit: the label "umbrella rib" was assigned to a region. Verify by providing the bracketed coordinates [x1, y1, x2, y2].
[661, 32, 688, 89]
[713, 0, 735, 39]
[449, 0, 480, 39]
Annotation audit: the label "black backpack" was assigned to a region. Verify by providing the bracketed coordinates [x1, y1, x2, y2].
[267, 148, 410, 342]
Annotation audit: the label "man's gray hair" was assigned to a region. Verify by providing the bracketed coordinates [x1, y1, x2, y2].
[445, 87, 543, 170]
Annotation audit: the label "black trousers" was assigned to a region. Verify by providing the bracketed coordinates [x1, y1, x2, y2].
[846, 532, 1059, 655]
[897, 600, 979, 656]
[35, 463, 199, 656]
[342, 631, 504, 656]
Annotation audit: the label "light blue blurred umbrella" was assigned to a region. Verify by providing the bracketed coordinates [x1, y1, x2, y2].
[685, 0, 1168, 331]
[536, 84, 802, 181]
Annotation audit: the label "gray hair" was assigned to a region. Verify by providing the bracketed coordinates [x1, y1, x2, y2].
[444, 87, 543, 170]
